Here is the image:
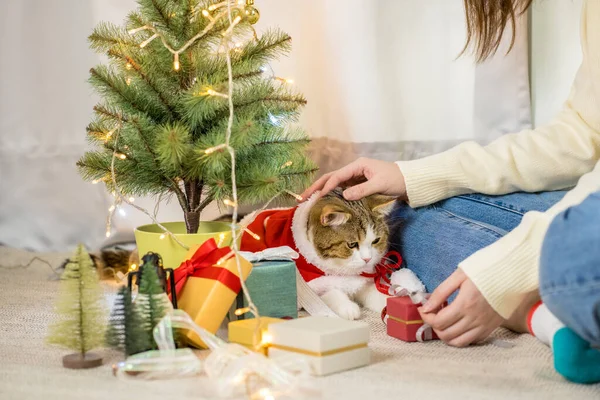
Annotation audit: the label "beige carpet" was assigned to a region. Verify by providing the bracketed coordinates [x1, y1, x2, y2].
[1, 247, 599, 400]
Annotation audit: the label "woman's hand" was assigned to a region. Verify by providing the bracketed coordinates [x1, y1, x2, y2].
[419, 269, 504, 347]
[300, 157, 407, 201]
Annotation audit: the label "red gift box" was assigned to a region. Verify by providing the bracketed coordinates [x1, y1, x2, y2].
[383, 296, 445, 342]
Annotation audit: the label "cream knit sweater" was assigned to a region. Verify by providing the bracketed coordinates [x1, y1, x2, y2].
[397, 0, 600, 319]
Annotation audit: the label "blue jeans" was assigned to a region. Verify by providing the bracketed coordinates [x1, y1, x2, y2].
[540, 191, 600, 347]
[389, 190, 600, 345]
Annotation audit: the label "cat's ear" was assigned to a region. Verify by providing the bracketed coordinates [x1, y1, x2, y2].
[320, 205, 352, 227]
[367, 195, 397, 217]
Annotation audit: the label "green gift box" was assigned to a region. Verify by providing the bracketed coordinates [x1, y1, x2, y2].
[234, 260, 298, 320]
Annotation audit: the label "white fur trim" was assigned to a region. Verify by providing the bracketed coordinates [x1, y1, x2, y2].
[239, 206, 293, 229]
[291, 193, 330, 271]
[390, 268, 426, 293]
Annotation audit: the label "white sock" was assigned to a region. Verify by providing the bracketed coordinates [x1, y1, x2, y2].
[527, 301, 565, 348]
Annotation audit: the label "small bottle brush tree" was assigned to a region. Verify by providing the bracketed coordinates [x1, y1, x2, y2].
[46, 244, 106, 369]
[135, 260, 169, 351]
[106, 286, 151, 356]
[77, 0, 317, 234]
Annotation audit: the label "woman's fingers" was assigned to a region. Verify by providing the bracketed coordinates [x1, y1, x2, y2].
[319, 161, 366, 199]
[425, 301, 464, 331]
[342, 179, 380, 200]
[300, 172, 333, 200]
[447, 327, 483, 348]
[421, 269, 466, 313]
[434, 316, 472, 342]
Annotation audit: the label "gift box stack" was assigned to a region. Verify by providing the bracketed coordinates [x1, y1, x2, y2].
[171, 239, 253, 348]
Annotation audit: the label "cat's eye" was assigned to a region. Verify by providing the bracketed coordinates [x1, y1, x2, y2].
[347, 242, 359, 249]
[372, 237, 381, 245]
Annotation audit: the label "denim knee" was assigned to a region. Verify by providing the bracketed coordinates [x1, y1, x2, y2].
[540, 192, 600, 346]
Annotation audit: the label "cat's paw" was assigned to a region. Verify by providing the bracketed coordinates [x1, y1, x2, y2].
[332, 301, 362, 320]
[321, 290, 362, 320]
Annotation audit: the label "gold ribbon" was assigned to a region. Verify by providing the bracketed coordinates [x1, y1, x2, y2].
[387, 315, 424, 325]
[268, 342, 368, 357]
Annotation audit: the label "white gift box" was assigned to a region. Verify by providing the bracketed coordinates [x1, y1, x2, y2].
[267, 316, 370, 376]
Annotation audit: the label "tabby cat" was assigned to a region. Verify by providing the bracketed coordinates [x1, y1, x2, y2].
[240, 189, 399, 320]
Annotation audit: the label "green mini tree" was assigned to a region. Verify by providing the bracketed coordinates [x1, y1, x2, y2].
[47, 244, 106, 369]
[135, 261, 168, 350]
[77, 0, 317, 233]
[106, 286, 151, 356]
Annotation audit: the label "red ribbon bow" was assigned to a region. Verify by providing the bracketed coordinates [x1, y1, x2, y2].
[361, 250, 403, 295]
[170, 238, 241, 298]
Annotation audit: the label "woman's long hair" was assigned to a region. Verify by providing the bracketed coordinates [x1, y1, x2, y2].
[462, 0, 533, 62]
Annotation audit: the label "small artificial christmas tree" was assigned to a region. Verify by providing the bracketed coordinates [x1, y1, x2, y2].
[135, 259, 169, 351]
[77, 0, 317, 234]
[106, 286, 151, 356]
[46, 244, 107, 369]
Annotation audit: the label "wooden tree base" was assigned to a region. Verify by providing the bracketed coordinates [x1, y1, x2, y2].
[62, 353, 103, 369]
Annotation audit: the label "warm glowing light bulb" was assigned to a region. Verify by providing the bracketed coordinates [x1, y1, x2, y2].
[261, 332, 273, 345]
[206, 89, 217, 96]
[285, 190, 303, 201]
[159, 234, 166, 240]
[202, 9, 210, 16]
[128, 197, 135, 202]
[108, 205, 116, 212]
[125, 63, 133, 70]
[105, 231, 111, 238]
[126, 77, 132, 86]
[118, 153, 127, 160]
[223, 199, 237, 207]
[258, 388, 275, 400]
[285, 78, 294, 84]
[244, 228, 260, 241]
[129, 263, 137, 271]
[234, 307, 251, 316]
[92, 179, 100, 184]
[281, 160, 293, 168]
[173, 53, 180, 71]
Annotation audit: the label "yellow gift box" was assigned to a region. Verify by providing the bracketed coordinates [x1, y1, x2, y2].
[228, 317, 284, 354]
[174, 239, 252, 348]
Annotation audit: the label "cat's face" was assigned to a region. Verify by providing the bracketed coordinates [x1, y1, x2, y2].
[306, 190, 396, 275]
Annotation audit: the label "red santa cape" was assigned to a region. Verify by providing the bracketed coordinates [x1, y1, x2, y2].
[240, 204, 402, 294]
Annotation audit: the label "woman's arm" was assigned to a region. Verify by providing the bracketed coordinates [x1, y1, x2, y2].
[400, 2, 600, 208]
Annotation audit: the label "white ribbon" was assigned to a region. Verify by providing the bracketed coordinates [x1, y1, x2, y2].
[389, 286, 430, 306]
[238, 246, 299, 262]
[296, 270, 339, 318]
[114, 310, 316, 398]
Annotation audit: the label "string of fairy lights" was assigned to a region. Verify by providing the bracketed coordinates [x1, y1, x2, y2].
[101, 0, 306, 379]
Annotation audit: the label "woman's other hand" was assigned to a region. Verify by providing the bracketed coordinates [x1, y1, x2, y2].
[300, 158, 407, 201]
[419, 269, 504, 347]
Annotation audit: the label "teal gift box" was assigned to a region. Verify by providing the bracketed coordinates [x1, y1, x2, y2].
[234, 260, 298, 320]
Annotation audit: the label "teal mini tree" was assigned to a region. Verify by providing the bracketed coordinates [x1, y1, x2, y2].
[106, 286, 151, 356]
[47, 244, 107, 369]
[77, 0, 317, 234]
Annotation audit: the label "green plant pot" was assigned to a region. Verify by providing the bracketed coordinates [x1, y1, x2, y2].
[134, 221, 235, 270]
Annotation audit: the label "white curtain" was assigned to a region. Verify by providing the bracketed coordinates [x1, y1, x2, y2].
[1, 0, 534, 251]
